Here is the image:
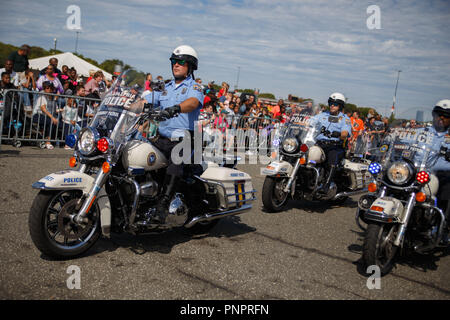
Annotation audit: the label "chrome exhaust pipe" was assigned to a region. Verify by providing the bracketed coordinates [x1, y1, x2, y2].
[184, 204, 252, 228]
[332, 188, 368, 200]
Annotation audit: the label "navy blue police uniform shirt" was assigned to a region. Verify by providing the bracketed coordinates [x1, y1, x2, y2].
[145, 76, 204, 139]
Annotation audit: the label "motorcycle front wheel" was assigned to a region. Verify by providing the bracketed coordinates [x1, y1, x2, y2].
[262, 176, 289, 212]
[363, 223, 398, 276]
[29, 190, 101, 259]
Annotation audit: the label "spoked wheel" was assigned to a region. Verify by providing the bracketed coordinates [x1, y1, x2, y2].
[363, 223, 398, 276]
[262, 176, 289, 212]
[29, 190, 101, 259]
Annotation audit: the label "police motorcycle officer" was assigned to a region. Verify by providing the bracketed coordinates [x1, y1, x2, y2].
[355, 99, 450, 275]
[144, 45, 204, 224]
[313, 92, 352, 195]
[429, 99, 450, 242]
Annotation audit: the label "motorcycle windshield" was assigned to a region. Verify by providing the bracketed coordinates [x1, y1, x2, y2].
[381, 128, 440, 170]
[284, 110, 321, 146]
[89, 71, 145, 146]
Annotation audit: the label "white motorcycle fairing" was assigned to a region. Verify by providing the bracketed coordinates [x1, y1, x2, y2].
[261, 161, 294, 176]
[32, 170, 112, 238]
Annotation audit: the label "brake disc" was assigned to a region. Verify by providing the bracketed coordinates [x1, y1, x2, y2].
[57, 199, 93, 240]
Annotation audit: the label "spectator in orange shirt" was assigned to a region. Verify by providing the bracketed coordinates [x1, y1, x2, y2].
[272, 99, 283, 118]
[350, 111, 364, 137]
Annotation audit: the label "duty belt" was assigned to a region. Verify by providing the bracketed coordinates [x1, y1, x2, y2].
[318, 139, 342, 147]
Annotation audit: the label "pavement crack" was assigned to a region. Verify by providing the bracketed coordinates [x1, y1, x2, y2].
[175, 268, 247, 299]
[0, 211, 28, 215]
[310, 279, 370, 299]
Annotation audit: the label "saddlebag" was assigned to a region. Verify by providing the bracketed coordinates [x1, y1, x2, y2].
[199, 167, 256, 210]
[342, 159, 372, 190]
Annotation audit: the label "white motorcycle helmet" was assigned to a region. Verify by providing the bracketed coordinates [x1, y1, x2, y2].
[432, 99, 450, 132]
[328, 92, 346, 110]
[433, 99, 450, 116]
[170, 45, 198, 78]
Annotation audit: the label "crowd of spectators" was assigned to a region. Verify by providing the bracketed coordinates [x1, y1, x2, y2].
[0, 45, 114, 149]
[196, 79, 428, 156]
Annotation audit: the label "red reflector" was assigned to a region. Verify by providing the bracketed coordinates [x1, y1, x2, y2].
[416, 171, 429, 184]
[97, 138, 109, 153]
[300, 144, 309, 153]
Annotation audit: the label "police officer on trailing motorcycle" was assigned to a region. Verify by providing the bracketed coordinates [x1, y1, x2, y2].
[145, 45, 204, 224]
[428, 100, 450, 242]
[313, 92, 352, 195]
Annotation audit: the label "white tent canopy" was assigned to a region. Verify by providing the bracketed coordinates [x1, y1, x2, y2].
[28, 52, 112, 80]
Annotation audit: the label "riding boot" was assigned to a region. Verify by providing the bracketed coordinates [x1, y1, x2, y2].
[153, 174, 178, 224]
[442, 201, 450, 245]
[318, 165, 337, 195]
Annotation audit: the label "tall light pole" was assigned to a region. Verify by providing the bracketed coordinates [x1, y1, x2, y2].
[75, 31, 81, 54]
[234, 66, 240, 91]
[391, 70, 401, 116]
[53, 38, 57, 52]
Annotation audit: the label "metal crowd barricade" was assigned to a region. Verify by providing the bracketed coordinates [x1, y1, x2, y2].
[199, 113, 281, 159]
[0, 88, 101, 150]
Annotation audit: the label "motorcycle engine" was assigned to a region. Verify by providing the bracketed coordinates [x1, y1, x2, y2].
[166, 193, 189, 227]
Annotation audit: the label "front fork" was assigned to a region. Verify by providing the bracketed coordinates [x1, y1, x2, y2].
[393, 192, 416, 247]
[74, 168, 109, 224]
[283, 158, 302, 193]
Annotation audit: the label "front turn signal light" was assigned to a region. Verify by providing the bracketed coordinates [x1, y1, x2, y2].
[69, 156, 77, 168]
[368, 182, 377, 193]
[102, 161, 111, 173]
[416, 192, 426, 203]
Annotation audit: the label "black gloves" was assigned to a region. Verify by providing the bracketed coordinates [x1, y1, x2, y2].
[161, 104, 181, 119]
[320, 127, 341, 138]
[331, 131, 341, 138]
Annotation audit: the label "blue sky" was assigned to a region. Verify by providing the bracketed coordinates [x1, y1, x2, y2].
[1, 0, 449, 120]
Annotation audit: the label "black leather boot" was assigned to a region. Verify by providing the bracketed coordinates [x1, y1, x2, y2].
[153, 175, 178, 224]
[318, 165, 337, 195]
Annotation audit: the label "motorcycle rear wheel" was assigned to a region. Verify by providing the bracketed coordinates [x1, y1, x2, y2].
[262, 176, 289, 212]
[363, 223, 398, 276]
[29, 190, 101, 259]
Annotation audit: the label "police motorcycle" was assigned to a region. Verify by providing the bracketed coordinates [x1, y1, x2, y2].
[358, 127, 450, 275]
[28, 71, 256, 259]
[261, 110, 372, 212]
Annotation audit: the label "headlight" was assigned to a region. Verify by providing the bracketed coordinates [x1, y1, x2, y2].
[387, 161, 413, 185]
[282, 138, 298, 153]
[78, 128, 97, 155]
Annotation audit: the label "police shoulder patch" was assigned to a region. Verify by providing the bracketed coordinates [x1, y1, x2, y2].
[193, 84, 202, 92]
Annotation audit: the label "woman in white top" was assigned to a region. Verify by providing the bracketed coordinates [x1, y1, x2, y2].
[32, 81, 59, 149]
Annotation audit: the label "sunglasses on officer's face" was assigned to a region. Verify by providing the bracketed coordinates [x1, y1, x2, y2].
[329, 103, 341, 107]
[433, 111, 450, 119]
[170, 58, 187, 66]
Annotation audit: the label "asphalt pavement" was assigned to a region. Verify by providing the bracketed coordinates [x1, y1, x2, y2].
[0, 144, 449, 300]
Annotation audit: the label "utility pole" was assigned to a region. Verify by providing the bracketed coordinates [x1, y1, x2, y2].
[75, 31, 81, 54]
[234, 66, 240, 91]
[391, 70, 401, 116]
